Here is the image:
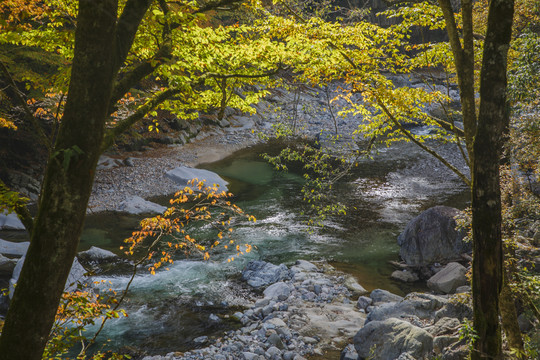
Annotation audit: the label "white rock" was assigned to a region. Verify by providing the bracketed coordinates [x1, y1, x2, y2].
[0, 239, 29, 256]
[291, 260, 318, 273]
[10, 257, 86, 298]
[0, 210, 25, 230]
[266, 317, 287, 328]
[97, 155, 124, 170]
[78, 246, 117, 261]
[165, 166, 228, 191]
[391, 269, 419, 283]
[344, 275, 368, 295]
[427, 262, 468, 294]
[264, 281, 291, 300]
[117, 196, 167, 215]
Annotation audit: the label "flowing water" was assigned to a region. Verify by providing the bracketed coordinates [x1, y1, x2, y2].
[0, 140, 470, 355]
[75, 140, 470, 355]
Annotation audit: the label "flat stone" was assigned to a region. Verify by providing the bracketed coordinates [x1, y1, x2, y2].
[78, 246, 118, 262]
[266, 317, 287, 328]
[370, 289, 403, 304]
[391, 270, 419, 283]
[427, 262, 468, 294]
[166, 165, 228, 191]
[0, 239, 29, 257]
[0, 211, 25, 230]
[117, 196, 167, 215]
[264, 281, 291, 300]
[292, 260, 318, 272]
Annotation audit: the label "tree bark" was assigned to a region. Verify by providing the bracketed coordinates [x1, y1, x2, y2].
[500, 276, 525, 357]
[0, 1, 120, 359]
[471, 0, 514, 358]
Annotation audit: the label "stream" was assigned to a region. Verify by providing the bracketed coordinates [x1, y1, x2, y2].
[74, 139, 469, 355]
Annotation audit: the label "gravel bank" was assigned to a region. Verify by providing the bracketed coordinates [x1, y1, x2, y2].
[88, 130, 262, 213]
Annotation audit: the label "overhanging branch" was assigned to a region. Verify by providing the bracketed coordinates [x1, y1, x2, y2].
[376, 95, 471, 186]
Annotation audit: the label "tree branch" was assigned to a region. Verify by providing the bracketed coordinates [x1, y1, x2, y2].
[114, 0, 154, 73]
[109, 41, 172, 113]
[101, 87, 181, 152]
[438, 0, 477, 159]
[427, 114, 465, 137]
[376, 96, 471, 186]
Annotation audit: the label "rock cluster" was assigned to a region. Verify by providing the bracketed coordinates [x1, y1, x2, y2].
[350, 290, 472, 360]
[142, 260, 366, 360]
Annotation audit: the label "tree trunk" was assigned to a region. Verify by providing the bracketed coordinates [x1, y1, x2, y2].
[0, 0, 118, 358]
[500, 276, 525, 357]
[471, 0, 514, 358]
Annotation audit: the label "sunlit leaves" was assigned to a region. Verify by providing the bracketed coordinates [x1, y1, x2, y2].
[124, 178, 255, 274]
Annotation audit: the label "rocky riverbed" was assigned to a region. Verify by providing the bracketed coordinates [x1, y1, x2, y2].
[139, 259, 366, 360]
[1, 78, 480, 359]
[136, 258, 473, 360]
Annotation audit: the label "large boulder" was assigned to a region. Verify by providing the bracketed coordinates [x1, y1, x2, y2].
[366, 293, 448, 324]
[117, 196, 167, 215]
[242, 261, 290, 288]
[10, 256, 87, 298]
[353, 318, 433, 359]
[427, 262, 468, 294]
[370, 289, 404, 305]
[0, 254, 18, 275]
[78, 246, 118, 262]
[397, 206, 469, 266]
[165, 166, 228, 191]
[0, 211, 25, 230]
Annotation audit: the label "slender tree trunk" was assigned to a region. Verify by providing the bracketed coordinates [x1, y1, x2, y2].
[500, 275, 525, 357]
[471, 0, 514, 358]
[0, 1, 118, 358]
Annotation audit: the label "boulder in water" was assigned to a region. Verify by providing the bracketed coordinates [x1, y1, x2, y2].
[397, 206, 469, 266]
[117, 196, 167, 215]
[165, 166, 228, 191]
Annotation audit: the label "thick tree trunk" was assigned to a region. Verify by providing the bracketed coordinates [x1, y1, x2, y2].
[471, 0, 514, 358]
[0, 1, 118, 359]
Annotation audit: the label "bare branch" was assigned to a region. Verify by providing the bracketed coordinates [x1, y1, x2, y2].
[115, 0, 154, 73]
[376, 96, 471, 186]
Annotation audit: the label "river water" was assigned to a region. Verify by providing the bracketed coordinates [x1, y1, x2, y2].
[74, 139, 469, 355]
